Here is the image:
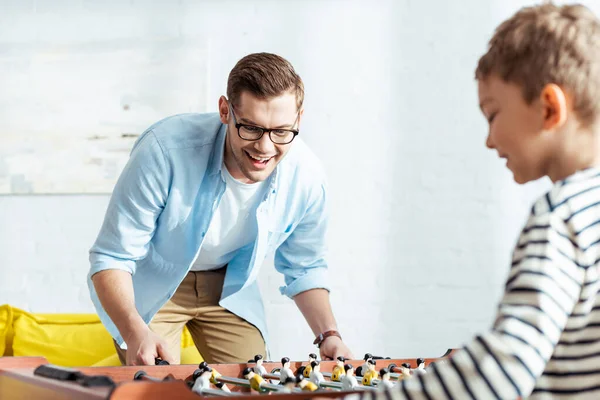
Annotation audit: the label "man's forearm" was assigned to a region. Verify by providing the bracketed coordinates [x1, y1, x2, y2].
[293, 288, 338, 336]
[91, 269, 148, 344]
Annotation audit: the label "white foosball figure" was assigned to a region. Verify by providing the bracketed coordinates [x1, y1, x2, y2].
[341, 364, 359, 391]
[309, 361, 324, 386]
[413, 358, 427, 375]
[191, 368, 213, 395]
[399, 363, 412, 380]
[197, 361, 231, 392]
[279, 357, 294, 384]
[253, 354, 268, 377]
[358, 353, 373, 377]
[378, 368, 395, 390]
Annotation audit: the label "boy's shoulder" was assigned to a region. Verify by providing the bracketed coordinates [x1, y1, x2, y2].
[531, 167, 600, 219]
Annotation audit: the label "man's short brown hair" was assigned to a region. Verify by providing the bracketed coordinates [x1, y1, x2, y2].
[475, 2, 600, 127]
[227, 53, 304, 110]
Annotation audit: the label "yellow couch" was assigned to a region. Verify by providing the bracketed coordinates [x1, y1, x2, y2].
[0, 304, 203, 367]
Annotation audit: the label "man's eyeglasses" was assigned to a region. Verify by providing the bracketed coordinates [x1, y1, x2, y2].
[229, 104, 299, 145]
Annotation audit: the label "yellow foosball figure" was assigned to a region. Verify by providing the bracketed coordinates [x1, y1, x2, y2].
[296, 375, 318, 391]
[242, 367, 265, 392]
[361, 359, 379, 386]
[302, 353, 318, 378]
[331, 356, 346, 382]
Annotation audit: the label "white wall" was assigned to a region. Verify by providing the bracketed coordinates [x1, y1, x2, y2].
[2, 0, 592, 362]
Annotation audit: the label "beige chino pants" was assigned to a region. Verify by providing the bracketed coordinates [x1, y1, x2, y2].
[114, 267, 266, 364]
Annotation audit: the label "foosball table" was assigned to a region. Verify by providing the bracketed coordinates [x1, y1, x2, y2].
[0, 349, 456, 399]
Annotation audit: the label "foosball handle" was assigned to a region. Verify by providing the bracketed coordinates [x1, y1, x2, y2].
[134, 371, 150, 381]
[81, 375, 116, 388]
[387, 363, 398, 373]
[34, 364, 83, 381]
[155, 358, 170, 365]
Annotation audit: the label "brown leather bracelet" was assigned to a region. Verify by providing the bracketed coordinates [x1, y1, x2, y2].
[313, 330, 342, 348]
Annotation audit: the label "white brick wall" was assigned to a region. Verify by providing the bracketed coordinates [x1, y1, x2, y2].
[2, 0, 589, 362]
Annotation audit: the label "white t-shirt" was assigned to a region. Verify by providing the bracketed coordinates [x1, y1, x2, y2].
[191, 163, 267, 271]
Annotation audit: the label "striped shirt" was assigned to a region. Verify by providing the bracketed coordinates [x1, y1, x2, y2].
[359, 167, 600, 400]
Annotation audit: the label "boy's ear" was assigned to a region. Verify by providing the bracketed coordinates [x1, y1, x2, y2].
[541, 83, 568, 130]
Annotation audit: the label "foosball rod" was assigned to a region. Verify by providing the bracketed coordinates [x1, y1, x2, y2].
[196, 387, 240, 397]
[262, 372, 376, 391]
[260, 373, 343, 390]
[321, 371, 402, 382]
[215, 376, 289, 392]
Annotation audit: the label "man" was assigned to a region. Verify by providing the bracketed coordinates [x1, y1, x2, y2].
[87, 52, 353, 366]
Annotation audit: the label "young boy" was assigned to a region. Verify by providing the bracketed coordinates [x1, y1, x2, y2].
[356, 2, 600, 399]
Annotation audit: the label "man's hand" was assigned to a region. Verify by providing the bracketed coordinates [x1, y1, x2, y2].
[319, 335, 355, 361]
[293, 289, 355, 360]
[125, 327, 176, 366]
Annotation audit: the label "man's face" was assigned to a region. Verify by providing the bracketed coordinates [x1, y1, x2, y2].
[219, 91, 301, 184]
[478, 74, 554, 184]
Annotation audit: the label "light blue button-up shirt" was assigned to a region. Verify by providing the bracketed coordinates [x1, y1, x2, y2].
[87, 112, 331, 348]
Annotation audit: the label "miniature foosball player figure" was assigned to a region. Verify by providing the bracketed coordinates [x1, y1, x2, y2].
[399, 362, 412, 380]
[198, 361, 230, 392]
[413, 358, 427, 375]
[309, 360, 324, 386]
[281, 377, 297, 393]
[243, 367, 265, 392]
[361, 359, 378, 386]
[302, 353, 318, 378]
[279, 357, 294, 385]
[356, 353, 373, 377]
[331, 356, 346, 382]
[296, 374, 318, 392]
[341, 364, 359, 391]
[191, 367, 212, 394]
[253, 354, 268, 377]
[377, 368, 395, 390]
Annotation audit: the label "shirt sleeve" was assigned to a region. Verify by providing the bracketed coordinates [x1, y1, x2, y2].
[356, 208, 585, 400]
[275, 182, 331, 298]
[88, 130, 171, 276]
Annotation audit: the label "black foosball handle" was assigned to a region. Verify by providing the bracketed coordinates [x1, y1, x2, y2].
[34, 364, 115, 388]
[155, 357, 170, 365]
[34, 364, 83, 381]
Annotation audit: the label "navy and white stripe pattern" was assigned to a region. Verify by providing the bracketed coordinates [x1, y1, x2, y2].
[358, 168, 600, 399]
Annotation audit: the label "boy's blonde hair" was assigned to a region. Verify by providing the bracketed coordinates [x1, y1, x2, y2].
[476, 2, 600, 127]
